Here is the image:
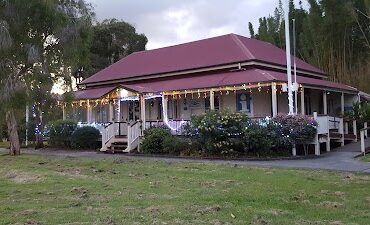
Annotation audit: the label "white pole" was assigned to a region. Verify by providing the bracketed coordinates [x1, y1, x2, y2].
[25, 105, 29, 147]
[293, 18, 298, 115]
[284, 0, 294, 115]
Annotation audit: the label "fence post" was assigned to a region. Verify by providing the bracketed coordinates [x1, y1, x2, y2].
[364, 122, 368, 138]
[314, 112, 320, 156]
[361, 130, 365, 155]
[353, 120, 357, 142]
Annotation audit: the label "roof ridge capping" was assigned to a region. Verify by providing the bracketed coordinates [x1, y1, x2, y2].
[136, 33, 238, 53]
[229, 33, 255, 59]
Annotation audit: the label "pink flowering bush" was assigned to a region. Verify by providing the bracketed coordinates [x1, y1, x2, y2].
[272, 114, 318, 145]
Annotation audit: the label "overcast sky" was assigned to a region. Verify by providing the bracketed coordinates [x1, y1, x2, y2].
[87, 0, 307, 50]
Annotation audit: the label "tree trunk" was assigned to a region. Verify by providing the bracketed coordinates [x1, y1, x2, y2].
[6, 109, 20, 156]
[35, 106, 44, 149]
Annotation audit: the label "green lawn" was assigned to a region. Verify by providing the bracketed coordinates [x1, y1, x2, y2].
[0, 155, 369, 225]
[361, 154, 370, 162]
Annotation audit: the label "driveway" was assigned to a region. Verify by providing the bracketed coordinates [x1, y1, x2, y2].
[1, 142, 370, 173]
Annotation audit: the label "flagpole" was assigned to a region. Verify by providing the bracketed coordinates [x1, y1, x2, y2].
[293, 18, 298, 115]
[284, 0, 294, 115]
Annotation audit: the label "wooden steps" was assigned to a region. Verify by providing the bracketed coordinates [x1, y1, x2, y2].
[344, 134, 356, 140]
[106, 135, 129, 153]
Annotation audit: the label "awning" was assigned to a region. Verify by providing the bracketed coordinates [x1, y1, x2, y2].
[74, 86, 118, 100]
[122, 69, 357, 93]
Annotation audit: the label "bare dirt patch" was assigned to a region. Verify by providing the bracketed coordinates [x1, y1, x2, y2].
[342, 173, 370, 183]
[196, 205, 221, 214]
[264, 209, 290, 216]
[317, 201, 344, 208]
[56, 167, 90, 179]
[253, 215, 270, 225]
[3, 170, 44, 184]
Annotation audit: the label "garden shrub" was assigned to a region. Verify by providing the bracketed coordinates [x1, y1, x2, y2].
[242, 120, 277, 153]
[272, 114, 317, 145]
[48, 119, 77, 148]
[162, 136, 189, 155]
[71, 126, 100, 150]
[185, 110, 248, 155]
[141, 127, 172, 154]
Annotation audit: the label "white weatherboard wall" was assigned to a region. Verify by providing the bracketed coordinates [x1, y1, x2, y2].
[327, 92, 341, 116]
[221, 93, 237, 112]
[252, 91, 271, 117]
[145, 99, 162, 121]
[310, 90, 322, 114]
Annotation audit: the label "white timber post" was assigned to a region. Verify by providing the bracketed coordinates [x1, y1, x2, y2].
[140, 94, 146, 132]
[353, 120, 358, 142]
[271, 82, 278, 117]
[360, 130, 365, 155]
[344, 122, 349, 134]
[292, 144, 297, 157]
[210, 89, 215, 110]
[314, 112, 320, 156]
[341, 92, 345, 115]
[117, 99, 121, 121]
[25, 105, 29, 147]
[300, 87, 305, 115]
[323, 91, 328, 115]
[162, 95, 169, 123]
[87, 100, 92, 124]
[108, 102, 114, 122]
[341, 93, 345, 146]
[364, 122, 368, 138]
[62, 105, 66, 120]
[326, 116, 331, 152]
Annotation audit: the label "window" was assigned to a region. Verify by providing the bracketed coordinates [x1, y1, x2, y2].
[205, 96, 220, 111]
[95, 105, 109, 123]
[236, 92, 251, 113]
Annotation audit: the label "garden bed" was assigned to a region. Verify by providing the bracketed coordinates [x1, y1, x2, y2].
[121, 152, 321, 161]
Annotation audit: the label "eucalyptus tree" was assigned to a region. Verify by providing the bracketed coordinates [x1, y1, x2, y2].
[87, 19, 148, 78]
[0, 0, 93, 155]
[248, 0, 370, 92]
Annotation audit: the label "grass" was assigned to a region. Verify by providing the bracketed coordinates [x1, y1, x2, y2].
[361, 154, 370, 162]
[0, 155, 369, 225]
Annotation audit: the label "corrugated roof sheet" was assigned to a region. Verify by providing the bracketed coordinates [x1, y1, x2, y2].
[74, 86, 118, 100]
[122, 69, 357, 93]
[81, 34, 325, 85]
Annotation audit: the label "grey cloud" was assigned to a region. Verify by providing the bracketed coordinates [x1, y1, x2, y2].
[88, 0, 294, 49]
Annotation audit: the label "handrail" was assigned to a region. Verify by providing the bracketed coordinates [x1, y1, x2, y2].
[145, 119, 190, 122]
[104, 122, 113, 129]
[130, 120, 141, 127]
[360, 127, 370, 155]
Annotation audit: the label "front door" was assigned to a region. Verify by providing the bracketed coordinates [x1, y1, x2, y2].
[128, 101, 140, 122]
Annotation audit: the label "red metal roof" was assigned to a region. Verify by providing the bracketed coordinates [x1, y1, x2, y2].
[81, 34, 325, 85]
[122, 69, 357, 93]
[74, 86, 117, 100]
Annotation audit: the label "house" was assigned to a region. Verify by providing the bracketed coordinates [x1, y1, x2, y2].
[63, 34, 366, 155]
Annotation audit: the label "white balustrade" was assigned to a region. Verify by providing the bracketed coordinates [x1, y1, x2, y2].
[360, 127, 370, 155]
[128, 121, 142, 151]
[145, 120, 189, 135]
[316, 115, 329, 135]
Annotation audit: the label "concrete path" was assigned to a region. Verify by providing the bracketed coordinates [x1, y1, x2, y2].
[1, 139, 370, 173]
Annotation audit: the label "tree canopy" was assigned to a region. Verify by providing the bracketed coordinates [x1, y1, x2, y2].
[249, 0, 370, 92]
[85, 19, 148, 79]
[0, 0, 94, 154]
